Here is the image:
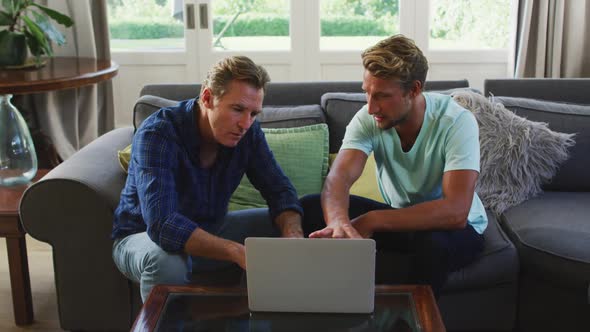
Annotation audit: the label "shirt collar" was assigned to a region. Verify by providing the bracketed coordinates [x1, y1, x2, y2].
[183, 97, 234, 167]
[180, 98, 201, 164]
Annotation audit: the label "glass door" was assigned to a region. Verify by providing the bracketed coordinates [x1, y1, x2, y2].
[319, 0, 400, 51]
[108, 0, 187, 52]
[192, 0, 296, 82]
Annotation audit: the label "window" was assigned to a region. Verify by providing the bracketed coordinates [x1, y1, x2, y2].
[211, 0, 290, 51]
[107, 0, 185, 52]
[320, 0, 400, 50]
[109, 0, 516, 127]
[429, 0, 511, 49]
[107, 0, 513, 54]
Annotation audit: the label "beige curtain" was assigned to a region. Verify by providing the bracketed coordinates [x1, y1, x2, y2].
[515, 0, 590, 78]
[25, 0, 114, 161]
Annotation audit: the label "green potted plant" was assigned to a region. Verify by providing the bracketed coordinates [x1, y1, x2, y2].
[0, 0, 74, 67]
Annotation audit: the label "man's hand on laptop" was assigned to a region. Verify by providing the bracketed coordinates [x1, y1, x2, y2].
[230, 243, 247, 270]
[309, 219, 363, 239]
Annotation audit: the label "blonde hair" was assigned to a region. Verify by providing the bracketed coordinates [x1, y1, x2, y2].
[362, 34, 428, 92]
[200, 55, 270, 98]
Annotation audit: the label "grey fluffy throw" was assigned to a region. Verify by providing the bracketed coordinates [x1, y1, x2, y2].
[451, 91, 575, 215]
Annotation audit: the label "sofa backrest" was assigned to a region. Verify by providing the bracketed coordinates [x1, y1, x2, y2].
[135, 80, 470, 146]
[484, 78, 590, 104]
[133, 94, 327, 132]
[484, 78, 590, 191]
[134, 81, 368, 130]
[139, 80, 469, 105]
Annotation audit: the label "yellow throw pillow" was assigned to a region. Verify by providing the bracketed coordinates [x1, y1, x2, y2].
[329, 152, 385, 203]
[118, 144, 132, 173]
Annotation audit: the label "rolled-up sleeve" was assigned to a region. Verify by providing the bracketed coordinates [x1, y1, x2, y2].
[245, 123, 303, 221]
[133, 126, 198, 252]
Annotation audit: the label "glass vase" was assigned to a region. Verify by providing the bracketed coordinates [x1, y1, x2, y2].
[0, 94, 38, 186]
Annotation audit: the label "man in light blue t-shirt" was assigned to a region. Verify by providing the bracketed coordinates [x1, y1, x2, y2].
[301, 35, 487, 297]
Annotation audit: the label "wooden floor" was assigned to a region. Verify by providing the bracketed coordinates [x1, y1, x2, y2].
[0, 236, 61, 331]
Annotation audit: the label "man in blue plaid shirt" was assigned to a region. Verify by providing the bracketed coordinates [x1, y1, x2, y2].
[111, 56, 304, 301]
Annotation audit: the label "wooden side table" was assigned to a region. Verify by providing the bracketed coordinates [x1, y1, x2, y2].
[0, 57, 119, 94]
[0, 57, 119, 169]
[0, 169, 49, 325]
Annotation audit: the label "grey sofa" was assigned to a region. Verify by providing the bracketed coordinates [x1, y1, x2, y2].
[484, 79, 590, 332]
[19, 80, 519, 331]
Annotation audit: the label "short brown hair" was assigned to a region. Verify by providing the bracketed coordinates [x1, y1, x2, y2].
[200, 55, 270, 98]
[361, 34, 428, 92]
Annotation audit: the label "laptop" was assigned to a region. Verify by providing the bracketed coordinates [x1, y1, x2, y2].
[245, 237, 376, 313]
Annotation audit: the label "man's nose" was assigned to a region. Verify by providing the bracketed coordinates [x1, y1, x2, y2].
[367, 97, 378, 115]
[238, 113, 253, 131]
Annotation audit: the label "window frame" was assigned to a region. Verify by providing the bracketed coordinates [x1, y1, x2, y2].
[109, 0, 517, 75]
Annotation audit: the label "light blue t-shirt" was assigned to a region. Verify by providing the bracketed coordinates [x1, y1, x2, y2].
[341, 92, 488, 234]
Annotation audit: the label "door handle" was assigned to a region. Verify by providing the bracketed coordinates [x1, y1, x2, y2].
[199, 3, 209, 29]
[185, 4, 195, 30]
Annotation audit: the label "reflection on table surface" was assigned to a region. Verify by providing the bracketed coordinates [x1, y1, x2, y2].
[155, 293, 420, 332]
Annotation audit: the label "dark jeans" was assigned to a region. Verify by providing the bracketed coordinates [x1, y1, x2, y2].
[300, 194, 484, 297]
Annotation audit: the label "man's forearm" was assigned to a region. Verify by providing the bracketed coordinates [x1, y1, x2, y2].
[365, 198, 468, 232]
[366, 169, 477, 232]
[274, 210, 303, 238]
[321, 175, 352, 225]
[320, 149, 367, 227]
[184, 228, 244, 267]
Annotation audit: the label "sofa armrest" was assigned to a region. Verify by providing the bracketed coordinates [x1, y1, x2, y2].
[19, 127, 135, 330]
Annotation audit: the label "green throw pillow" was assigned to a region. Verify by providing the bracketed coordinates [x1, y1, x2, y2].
[117, 124, 330, 209]
[228, 124, 329, 211]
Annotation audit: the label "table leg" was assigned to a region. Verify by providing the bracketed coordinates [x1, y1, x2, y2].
[6, 234, 34, 325]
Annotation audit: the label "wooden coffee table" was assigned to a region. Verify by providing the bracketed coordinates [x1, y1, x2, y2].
[133, 284, 445, 331]
[0, 169, 49, 325]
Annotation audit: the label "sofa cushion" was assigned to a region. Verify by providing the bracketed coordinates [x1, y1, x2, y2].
[444, 211, 519, 291]
[321, 93, 366, 154]
[493, 96, 590, 191]
[379, 211, 518, 292]
[133, 95, 178, 131]
[501, 192, 590, 288]
[452, 91, 575, 215]
[228, 124, 329, 211]
[257, 105, 325, 128]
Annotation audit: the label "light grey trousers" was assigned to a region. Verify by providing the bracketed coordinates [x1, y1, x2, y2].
[112, 208, 279, 302]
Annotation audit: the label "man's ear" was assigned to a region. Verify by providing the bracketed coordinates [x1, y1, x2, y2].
[201, 88, 214, 109]
[410, 80, 423, 98]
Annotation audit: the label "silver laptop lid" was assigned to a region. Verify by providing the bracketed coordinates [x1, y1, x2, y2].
[245, 237, 376, 313]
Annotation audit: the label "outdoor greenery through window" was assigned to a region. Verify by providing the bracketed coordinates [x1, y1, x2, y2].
[320, 0, 400, 50]
[106, 0, 511, 53]
[108, 0, 184, 51]
[211, 0, 290, 51]
[430, 0, 511, 49]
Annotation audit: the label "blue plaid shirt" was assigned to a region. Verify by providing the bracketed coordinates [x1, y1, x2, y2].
[111, 99, 303, 252]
